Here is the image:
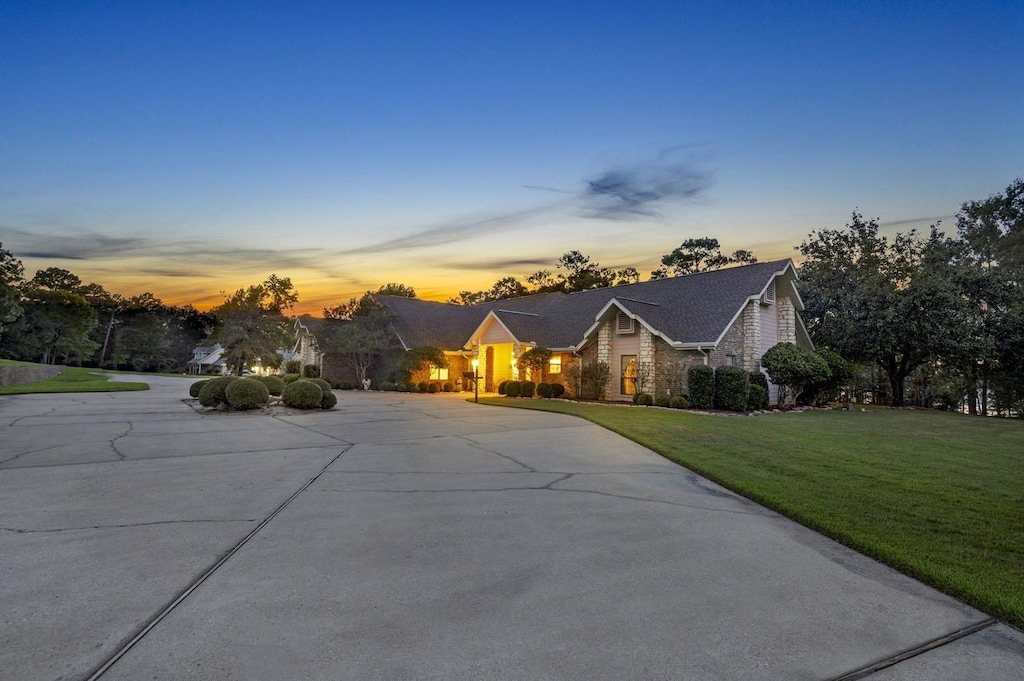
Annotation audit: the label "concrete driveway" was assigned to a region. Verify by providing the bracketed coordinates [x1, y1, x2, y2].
[2, 376, 1022, 680]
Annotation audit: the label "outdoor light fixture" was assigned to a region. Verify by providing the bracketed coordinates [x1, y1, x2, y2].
[472, 359, 479, 403]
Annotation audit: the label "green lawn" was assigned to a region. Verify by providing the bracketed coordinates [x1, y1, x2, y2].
[0, 366, 149, 394]
[479, 398, 1024, 629]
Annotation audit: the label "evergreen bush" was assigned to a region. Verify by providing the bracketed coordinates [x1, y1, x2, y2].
[442, 383, 452, 392]
[283, 373, 301, 384]
[670, 396, 689, 409]
[320, 390, 338, 409]
[505, 380, 521, 397]
[550, 382, 566, 398]
[189, 380, 209, 398]
[282, 380, 323, 409]
[306, 378, 333, 395]
[428, 383, 439, 393]
[198, 376, 238, 408]
[637, 393, 654, 406]
[302, 365, 320, 378]
[520, 381, 536, 398]
[656, 395, 671, 407]
[497, 381, 508, 395]
[536, 382, 553, 398]
[225, 378, 270, 410]
[747, 384, 768, 412]
[687, 365, 715, 409]
[418, 381, 429, 393]
[380, 381, 396, 391]
[257, 375, 285, 396]
[714, 366, 750, 412]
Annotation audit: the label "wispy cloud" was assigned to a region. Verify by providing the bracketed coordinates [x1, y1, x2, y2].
[879, 215, 952, 228]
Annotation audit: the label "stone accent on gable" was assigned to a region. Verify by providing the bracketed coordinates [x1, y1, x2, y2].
[639, 326, 654, 366]
[778, 297, 796, 344]
[742, 301, 761, 370]
[597, 321, 611, 364]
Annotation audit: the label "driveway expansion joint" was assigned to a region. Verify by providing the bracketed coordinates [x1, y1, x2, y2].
[2, 519, 258, 534]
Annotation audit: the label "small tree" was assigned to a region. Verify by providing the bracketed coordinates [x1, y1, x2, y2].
[398, 346, 448, 383]
[518, 346, 552, 382]
[761, 342, 831, 406]
[580, 360, 611, 400]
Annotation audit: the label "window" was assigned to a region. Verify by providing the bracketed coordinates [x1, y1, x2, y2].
[725, 354, 736, 366]
[548, 356, 562, 374]
[429, 366, 449, 380]
[616, 312, 634, 333]
[621, 355, 638, 395]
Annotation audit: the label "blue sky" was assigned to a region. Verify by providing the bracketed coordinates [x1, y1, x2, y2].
[1, 1, 1021, 312]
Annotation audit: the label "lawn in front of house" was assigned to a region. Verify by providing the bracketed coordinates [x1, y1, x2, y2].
[479, 397, 1024, 630]
[0, 366, 149, 394]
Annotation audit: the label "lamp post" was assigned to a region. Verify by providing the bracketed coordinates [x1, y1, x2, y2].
[472, 359, 479, 403]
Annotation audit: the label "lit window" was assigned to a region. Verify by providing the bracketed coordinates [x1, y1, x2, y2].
[429, 367, 449, 380]
[621, 355, 637, 395]
[549, 356, 562, 374]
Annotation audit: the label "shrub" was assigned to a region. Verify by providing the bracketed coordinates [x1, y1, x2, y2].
[550, 382, 566, 398]
[670, 395, 689, 409]
[636, 393, 654, 406]
[536, 382, 553, 398]
[428, 383, 439, 393]
[407, 383, 419, 393]
[257, 375, 285, 396]
[198, 376, 238, 408]
[302, 365, 320, 378]
[340, 381, 353, 390]
[656, 395, 671, 407]
[189, 380, 209, 398]
[749, 372, 770, 409]
[442, 383, 452, 392]
[418, 381, 429, 393]
[715, 366, 750, 412]
[632, 392, 642, 404]
[306, 378, 333, 394]
[520, 381, 536, 398]
[580, 361, 611, 400]
[505, 380, 521, 397]
[283, 373, 301, 384]
[282, 380, 323, 409]
[225, 378, 270, 410]
[396, 382, 409, 392]
[498, 381, 508, 395]
[687, 365, 715, 409]
[380, 381, 396, 391]
[747, 384, 768, 412]
[284, 359, 301, 374]
[320, 390, 338, 409]
[761, 342, 831, 406]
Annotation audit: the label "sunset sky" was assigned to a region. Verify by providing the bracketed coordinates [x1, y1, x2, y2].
[2, 1, 1022, 314]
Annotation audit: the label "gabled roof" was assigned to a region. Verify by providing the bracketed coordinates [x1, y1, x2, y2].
[376, 259, 798, 351]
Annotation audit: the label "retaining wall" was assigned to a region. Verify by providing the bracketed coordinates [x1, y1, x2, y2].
[0, 364, 65, 387]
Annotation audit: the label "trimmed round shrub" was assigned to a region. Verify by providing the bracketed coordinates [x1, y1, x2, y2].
[637, 393, 654, 406]
[714, 366, 750, 412]
[428, 383, 439, 393]
[340, 381, 353, 390]
[305, 377, 333, 394]
[283, 373, 301, 384]
[670, 395, 689, 409]
[505, 380, 521, 398]
[632, 392, 642, 404]
[225, 378, 270, 410]
[397, 382, 409, 392]
[536, 382, 553, 398]
[497, 381, 508, 395]
[687, 365, 715, 409]
[550, 382, 565, 398]
[257, 375, 285, 396]
[747, 384, 768, 412]
[282, 380, 323, 409]
[442, 383, 452, 392]
[302, 365, 320, 378]
[418, 381, 429, 393]
[520, 381, 536, 398]
[189, 379, 209, 398]
[656, 395, 671, 407]
[380, 381, 396, 391]
[320, 390, 338, 409]
[198, 376, 237, 408]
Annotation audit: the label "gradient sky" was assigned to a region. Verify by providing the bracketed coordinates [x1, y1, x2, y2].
[2, 1, 1022, 314]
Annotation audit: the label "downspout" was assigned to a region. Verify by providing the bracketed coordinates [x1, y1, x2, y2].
[698, 347, 710, 365]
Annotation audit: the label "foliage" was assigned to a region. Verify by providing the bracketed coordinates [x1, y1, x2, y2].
[225, 377, 270, 410]
[0, 366, 148, 395]
[442, 382, 452, 392]
[714, 366, 750, 412]
[306, 377, 333, 395]
[282, 380, 323, 409]
[302, 364, 319, 378]
[653, 238, 758, 278]
[257, 375, 285, 396]
[536, 382, 552, 398]
[284, 359, 301, 373]
[497, 380, 508, 395]
[687, 365, 715, 409]
[417, 380, 429, 392]
[802, 348, 854, 405]
[669, 395, 689, 409]
[505, 380, 521, 397]
[427, 383, 439, 393]
[322, 300, 399, 385]
[5, 268, 100, 365]
[636, 393, 654, 406]
[189, 380, 209, 398]
[212, 275, 297, 377]
[579, 360, 611, 400]
[0, 242, 24, 334]
[283, 373, 301, 383]
[656, 395, 671, 407]
[320, 389, 338, 409]
[198, 376, 238, 408]
[561, 362, 582, 398]
[549, 382, 566, 398]
[517, 346, 552, 381]
[520, 380, 535, 398]
[480, 397, 1024, 629]
[761, 343, 831, 406]
[747, 385, 768, 412]
[397, 346, 448, 380]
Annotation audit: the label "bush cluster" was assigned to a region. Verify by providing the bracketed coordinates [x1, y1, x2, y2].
[747, 384, 768, 411]
[257, 375, 285, 396]
[505, 380, 521, 397]
[189, 379, 209, 398]
[714, 366, 750, 412]
[302, 365, 320, 378]
[636, 393, 654, 406]
[536, 382, 552, 398]
[669, 396, 689, 409]
[687, 365, 715, 409]
[225, 378, 270, 410]
[520, 381, 536, 398]
[656, 395, 671, 407]
[550, 382, 565, 398]
[283, 373, 301, 384]
[498, 381, 508, 395]
[282, 380, 323, 409]
[198, 376, 238, 408]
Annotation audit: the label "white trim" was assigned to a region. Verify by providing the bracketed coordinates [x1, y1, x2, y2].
[462, 310, 521, 349]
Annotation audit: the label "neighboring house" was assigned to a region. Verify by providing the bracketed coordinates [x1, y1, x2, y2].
[291, 315, 325, 374]
[186, 343, 227, 375]
[370, 259, 813, 402]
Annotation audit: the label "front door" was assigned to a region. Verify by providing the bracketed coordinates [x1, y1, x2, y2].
[485, 347, 495, 392]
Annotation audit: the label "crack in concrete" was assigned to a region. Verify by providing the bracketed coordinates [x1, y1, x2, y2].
[109, 423, 133, 461]
[270, 413, 355, 444]
[1, 519, 259, 534]
[453, 435, 538, 472]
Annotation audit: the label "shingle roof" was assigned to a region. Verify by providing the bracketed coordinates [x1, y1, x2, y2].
[375, 259, 795, 350]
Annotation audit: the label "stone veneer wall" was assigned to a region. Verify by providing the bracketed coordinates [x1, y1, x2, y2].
[596, 321, 611, 364]
[652, 339, 705, 398]
[741, 301, 761, 370]
[778, 297, 796, 344]
[708, 304, 750, 368]
[0, 364, 65, 387]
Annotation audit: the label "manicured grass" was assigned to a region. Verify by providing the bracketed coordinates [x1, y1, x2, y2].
[0, 366, 149, 394]
[479, 398, 1024, 629]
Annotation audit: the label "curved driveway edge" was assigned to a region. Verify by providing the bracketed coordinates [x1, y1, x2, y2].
[1, 378, 1022, 680]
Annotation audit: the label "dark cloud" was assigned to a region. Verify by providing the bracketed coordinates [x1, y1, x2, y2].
[879, 215, 952, 228]
[436, 256, 554, 272]
[1, 229, 151, 260]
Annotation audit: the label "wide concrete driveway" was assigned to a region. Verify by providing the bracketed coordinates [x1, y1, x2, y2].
[2, 376, 1022, 680]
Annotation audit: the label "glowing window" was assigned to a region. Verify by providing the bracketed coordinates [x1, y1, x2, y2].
[429, 367, 449, 380]
[549, 356, 562, 374]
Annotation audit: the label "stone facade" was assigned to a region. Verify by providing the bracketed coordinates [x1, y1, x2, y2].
[596, 321, 611, 364]
[741, 301, 761, 370]
[652, 339, 706, 398]
[778, 297, 796, 344]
